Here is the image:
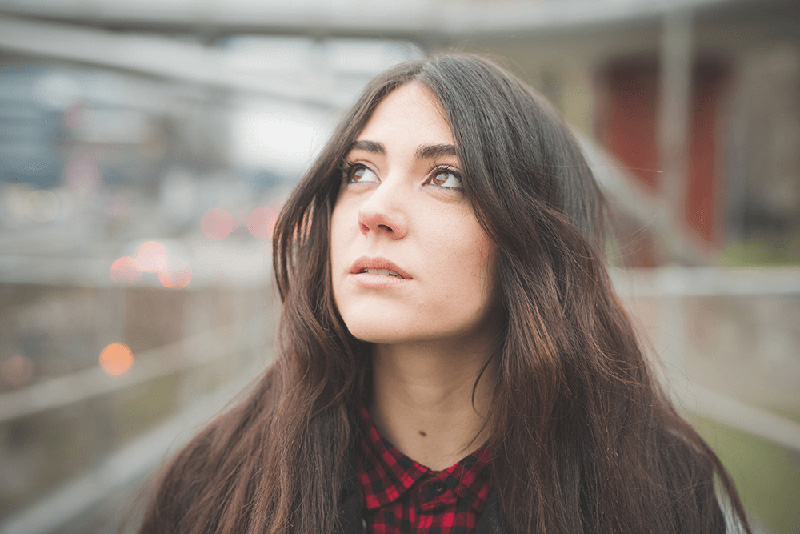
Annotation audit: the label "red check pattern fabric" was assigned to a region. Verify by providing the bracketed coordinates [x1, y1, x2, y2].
[356, 406, 492, 534]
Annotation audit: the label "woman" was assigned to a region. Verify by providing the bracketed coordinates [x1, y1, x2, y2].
[139, 54, 750, 533]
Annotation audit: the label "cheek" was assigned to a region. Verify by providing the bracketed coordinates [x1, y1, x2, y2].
[467, 223, 500, 317]
[437, 222, 498, 308]
[456, 216, 495, 277]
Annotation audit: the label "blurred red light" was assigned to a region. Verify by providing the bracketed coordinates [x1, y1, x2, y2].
[246, 206, 277, 240]
[99, 343, 134, 376]
[136, 241, 169, 273]
[201, 208, 235, 240]
[158, 256, 192, 289]
[110, 256, 142, 284]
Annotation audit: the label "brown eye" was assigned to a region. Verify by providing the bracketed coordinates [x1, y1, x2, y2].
[425, 167, 463, 190]
[343, 162, 379, 184]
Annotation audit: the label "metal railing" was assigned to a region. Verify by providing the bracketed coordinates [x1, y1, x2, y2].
[1, 267, 798, 533]
[0, 309, 271, 534]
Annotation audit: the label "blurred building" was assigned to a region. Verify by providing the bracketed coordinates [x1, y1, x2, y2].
[3, 0, 797, 266]
[451, 0, 800, 266]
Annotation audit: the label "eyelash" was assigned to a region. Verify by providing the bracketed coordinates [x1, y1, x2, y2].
[340, 161, 463, 190]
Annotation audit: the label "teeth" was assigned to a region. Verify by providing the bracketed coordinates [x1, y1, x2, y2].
[362, 268, 403, 278]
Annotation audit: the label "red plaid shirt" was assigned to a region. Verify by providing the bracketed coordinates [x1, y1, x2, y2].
[356, 406, 492, 534]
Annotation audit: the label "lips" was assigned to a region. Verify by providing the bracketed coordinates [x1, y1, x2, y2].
[350, 256, 412, 280]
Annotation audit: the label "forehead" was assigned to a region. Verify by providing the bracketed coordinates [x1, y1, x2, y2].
[356, 83, 454, 147]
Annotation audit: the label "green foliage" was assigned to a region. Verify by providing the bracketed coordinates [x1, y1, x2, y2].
[720, 239, 800, 267]
[689, 415, 800, 534]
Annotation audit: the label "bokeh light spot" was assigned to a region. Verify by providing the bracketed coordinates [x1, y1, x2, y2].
[0, 355, 34, 388]
[158, 256, 192, 289]
[99, 343, 134, 376]
[28, 190, 59, 223]
[63, 151, 102, 193]
[201, 208, 235, 240]
[110, 256, 142, 284]
[246, 206, 277, 240]
[135, 240, 169, 273]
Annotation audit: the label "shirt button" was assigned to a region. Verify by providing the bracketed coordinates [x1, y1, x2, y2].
[430, 481, 447, 496]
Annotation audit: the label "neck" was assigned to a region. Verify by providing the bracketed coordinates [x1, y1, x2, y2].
[368, 339, 496, 471]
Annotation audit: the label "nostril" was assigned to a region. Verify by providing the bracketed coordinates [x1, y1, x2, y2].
[360, 221, 395, 235]
[358, 209, 404, 238]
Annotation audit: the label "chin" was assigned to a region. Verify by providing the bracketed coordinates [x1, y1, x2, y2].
[342, 317, 416, 345]
[341, 312, 494, 348]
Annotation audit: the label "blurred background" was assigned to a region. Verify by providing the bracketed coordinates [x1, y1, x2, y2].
[0, 0, 798, 532]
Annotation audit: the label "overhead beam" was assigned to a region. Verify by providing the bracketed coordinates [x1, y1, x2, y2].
[0, 0, 757, 41]
[0, 15, 348, 108]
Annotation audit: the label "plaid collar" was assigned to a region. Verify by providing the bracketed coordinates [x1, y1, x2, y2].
[356, 405, 491, 514]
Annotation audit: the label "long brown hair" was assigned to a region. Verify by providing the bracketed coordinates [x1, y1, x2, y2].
[139, 54, 751, 533]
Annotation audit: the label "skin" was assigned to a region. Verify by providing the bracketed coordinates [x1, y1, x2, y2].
[330, 83, 502, 470]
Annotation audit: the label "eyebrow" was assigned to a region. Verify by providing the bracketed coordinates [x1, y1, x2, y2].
[347, 140, 458, 160]
[415, 143, 458, 160]
[349, 139, 385, 155]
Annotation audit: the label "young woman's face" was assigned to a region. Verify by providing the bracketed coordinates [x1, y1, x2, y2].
[330, 83, 500, 347]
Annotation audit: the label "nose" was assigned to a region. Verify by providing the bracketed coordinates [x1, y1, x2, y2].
[357, 181, 407, 239]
